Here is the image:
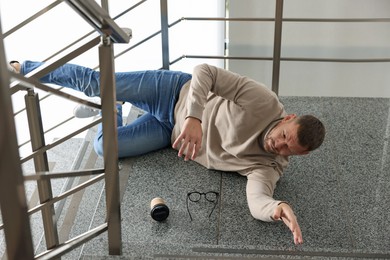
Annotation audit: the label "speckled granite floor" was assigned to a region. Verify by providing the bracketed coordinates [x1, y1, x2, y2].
[59, 97, 390, 259]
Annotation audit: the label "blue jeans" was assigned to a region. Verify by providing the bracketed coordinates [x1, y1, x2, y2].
[21, 61, 192, 158]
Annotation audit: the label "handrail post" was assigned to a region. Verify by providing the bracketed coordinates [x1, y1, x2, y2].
[0, 23, 34, 260]
[160, 0, 170, 69]
[272, 0, 283, 95]
[25, 89, 60, 252]
[100, 0, 109, 13]
[99, 35, 122, 255]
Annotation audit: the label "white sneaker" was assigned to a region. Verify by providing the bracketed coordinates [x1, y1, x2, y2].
[73, 98, 101, 118]
[8, 61, 20, 73]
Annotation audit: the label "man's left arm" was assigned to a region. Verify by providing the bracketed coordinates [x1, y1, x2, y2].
[246, 169, 303, 245]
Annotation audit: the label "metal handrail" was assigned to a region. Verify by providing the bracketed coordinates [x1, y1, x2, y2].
[11, 72, 102, 109]
[18, 115, 76, 148]
[24, 168, 106, 181]
[0, 171, 105, 231]
[9, 35, 102, 94]
[10, 1, 145, 151]
[9, 33, 101, 152]
[169, 16, 390, 62]
[35, 223, 108, 260]
[66, 0, 130, 43]
[5, 0, 142, 94]
[20, 117, 102, 164]
[1, 0, 131, 258]
[27, 173, 105, 216]
[283, 18, 390, 22]
[2, 0, 65, 38]
[167, 13, 390, 93]
[178, 17, 390, 22]
[169, 54, 390, 66]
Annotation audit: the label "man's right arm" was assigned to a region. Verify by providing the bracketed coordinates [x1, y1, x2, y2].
[246, 174, 282, 222]
[245, 169, 303, 244]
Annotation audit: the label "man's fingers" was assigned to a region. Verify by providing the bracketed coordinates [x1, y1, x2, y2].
[175, 138, 197, 161]
[295, 233, 303, 245]
[191, 141, 201, 160]
[184, 141, 195, 161]
[172, 137, 180, 149]
[178, 138, 189, 158]
[292, 224, 303, 245]
[173, 133, 201, 161]
[172, 132, 185, 150]
[285, 217, 303, 245]
[274, 203, 304, 245]
[282, 217, 303, 245]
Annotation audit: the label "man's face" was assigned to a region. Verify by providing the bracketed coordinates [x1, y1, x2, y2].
[264, 114, 309, 156]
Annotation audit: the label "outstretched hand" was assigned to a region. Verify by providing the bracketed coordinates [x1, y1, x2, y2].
[273, 202, 303, 245]
[172, 117, 202, 161]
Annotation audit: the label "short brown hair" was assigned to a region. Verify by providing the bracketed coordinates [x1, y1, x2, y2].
[296, 115, 325, 151]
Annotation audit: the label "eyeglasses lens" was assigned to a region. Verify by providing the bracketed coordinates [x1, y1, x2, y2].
[188, 192, 201, 202]
[205, 192, 217, 202]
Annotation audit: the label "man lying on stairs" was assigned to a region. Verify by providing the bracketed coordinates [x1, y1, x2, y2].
[9, 60, 325, 245]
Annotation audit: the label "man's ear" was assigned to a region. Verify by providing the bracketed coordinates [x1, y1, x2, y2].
[282, 114, 297, 122]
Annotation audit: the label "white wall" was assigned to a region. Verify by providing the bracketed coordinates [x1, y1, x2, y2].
[228, 0, 390, 97]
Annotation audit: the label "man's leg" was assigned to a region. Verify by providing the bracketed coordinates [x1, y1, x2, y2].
[21, 61, 191, 126]
[113, 69, 191, 127]
[94, 105, 172, 158]
[21, 61, 102, 97]
[21, 61, 191, 157]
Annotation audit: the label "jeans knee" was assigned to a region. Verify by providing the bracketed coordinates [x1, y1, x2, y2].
[93, 137, 104, 157]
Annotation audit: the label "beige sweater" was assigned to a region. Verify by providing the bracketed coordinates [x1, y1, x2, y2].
[172, 64, 289, 222]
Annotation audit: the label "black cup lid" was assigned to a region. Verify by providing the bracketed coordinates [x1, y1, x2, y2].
[151, 204, 169, 221]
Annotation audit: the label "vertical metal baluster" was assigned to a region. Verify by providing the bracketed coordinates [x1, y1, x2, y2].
[160, 0, 170, 70]
[0, 23, 34, 260]
[272, 0, 284, 95]
[25, 90, 60, 253]
[99, 1, 122, 254]
[99, 35, 122, 255]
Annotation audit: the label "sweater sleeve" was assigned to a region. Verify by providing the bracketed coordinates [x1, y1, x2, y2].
[186, 63, 279, 121]
[185, 64, 211, 120]
[245, 167, 284, 222]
